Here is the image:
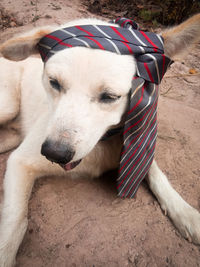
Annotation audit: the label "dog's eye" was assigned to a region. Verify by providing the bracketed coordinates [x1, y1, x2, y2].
[99, 92, 121, 103]
[49, 79, 61, 91]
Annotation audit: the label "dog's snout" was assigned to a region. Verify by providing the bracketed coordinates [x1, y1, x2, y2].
[41, 140, 75, 164]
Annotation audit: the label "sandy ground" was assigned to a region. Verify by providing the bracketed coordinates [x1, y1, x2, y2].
[0, 1, 200, 266]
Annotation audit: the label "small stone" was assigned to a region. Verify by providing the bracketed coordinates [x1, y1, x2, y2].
[10, 21, 16, 27]
[189, 68, 197, 74]
[45, 14, 52, 19]
[29, 228, 33, 234]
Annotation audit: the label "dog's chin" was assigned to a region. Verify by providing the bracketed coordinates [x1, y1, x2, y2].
[59, 159, 82, 171]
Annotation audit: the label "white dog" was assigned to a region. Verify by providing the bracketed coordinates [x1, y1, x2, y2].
[0, 15, 200, 266]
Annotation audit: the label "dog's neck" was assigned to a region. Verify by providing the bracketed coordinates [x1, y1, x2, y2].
[100, 112, 126, 141]
[100, 126, 123, 141]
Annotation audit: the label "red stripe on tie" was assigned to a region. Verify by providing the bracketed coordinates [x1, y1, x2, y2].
[121, 133, 156, 196]
[139, 31, 158, 52]
[124, 96, 157, 135]
[144, 63, 154, 83]
[75, 26, 94, 36]
[162, 54, 166, 78]
[110, 26, 129, 43]
[110, 26, 129, 42]
[120, 102, 157, 170]
[119, 116, 156, 172]
[110, 26, 133, 54]
[121, 19, 133, 27]
[128, 84, 145, 115]
[85, 36, 105, 50]
[121, 115, 156, 156]
[122, 41, 133, 54]
[46, 35, 73, 48]
[117, 127, 156, 190]
[121, 19, 128, 27]
[126, 147, 155, 197]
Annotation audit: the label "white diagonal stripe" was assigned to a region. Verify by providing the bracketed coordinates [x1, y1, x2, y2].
[157, 34, 164, 46]
[60, 29, 76, 37]
[128, 36, 146, 53]
[118, 133, 157, 195]
[39, 43, 51, 49]
[118, 120, 157, 179]
[93, 25, 111, 38]
[130, 82, 144, 99]
[125, 146, 156, 197]
[128, 84, 156, 124]
[128, 28, 147, 47]
[106, 38, 121, 54]
[93, 25, 121, 54]
[136, 64, 141, 77]
[121, 108, 157, 163]
[74, 37, 91, 48]
[146, 54, 160, 84]
[50, 50, 57, 54]
[138, 45, 145, 53]
[61, 29, 90, 47]
[123, 98, 157, 146]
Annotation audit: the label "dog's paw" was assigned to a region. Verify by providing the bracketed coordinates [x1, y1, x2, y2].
[0, 244, 16, 267]
[0, 217, 28, 267]
[171, 204, 200, 245]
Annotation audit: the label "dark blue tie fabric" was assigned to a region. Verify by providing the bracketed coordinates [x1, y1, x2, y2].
[37, 18, 171, 198]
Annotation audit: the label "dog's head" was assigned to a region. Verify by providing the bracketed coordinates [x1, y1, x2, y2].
[41, 45, 135, 169]
[1, 15, 200, 171]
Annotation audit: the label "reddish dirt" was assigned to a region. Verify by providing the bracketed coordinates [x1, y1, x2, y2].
[0, 1, 200, 266]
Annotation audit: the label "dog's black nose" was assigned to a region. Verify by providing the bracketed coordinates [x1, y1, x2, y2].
[41, 140, 75, 164]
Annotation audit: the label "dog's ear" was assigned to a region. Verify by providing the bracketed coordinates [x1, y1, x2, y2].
[162, 14, 200, 59]
[0, 26, 55, 61]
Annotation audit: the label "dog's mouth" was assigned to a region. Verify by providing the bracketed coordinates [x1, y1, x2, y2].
[59, 159, 82, 171]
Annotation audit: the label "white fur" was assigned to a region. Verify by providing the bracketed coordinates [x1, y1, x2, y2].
[0, 17, 200, 266]
[147, 161, 200, 244]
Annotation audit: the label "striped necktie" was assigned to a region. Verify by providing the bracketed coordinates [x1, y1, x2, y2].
[38, 18, 171, 198]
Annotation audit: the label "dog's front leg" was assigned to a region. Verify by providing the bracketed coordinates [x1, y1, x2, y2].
[0, 150, 36, 267]
[0, 114, 64, 266]
[147, 160, 200, 244]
